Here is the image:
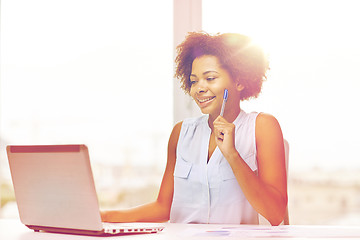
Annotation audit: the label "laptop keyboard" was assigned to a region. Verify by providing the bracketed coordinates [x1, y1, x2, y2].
[102, 222, 162, 234]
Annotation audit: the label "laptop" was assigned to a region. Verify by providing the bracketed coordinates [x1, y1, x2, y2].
[6, 144, 164, 236]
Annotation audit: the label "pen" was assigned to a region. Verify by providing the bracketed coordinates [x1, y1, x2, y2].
[220, 89, 228, 117]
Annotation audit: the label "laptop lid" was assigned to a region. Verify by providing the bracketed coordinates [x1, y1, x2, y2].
[7, 144, 104, 232]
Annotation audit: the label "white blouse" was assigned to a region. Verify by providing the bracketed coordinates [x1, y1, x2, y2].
[170, 110, 260, 224]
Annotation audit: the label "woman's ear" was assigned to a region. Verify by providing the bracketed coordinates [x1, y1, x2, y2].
[236, 83, 244, 92]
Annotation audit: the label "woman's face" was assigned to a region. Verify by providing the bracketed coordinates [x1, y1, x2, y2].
[189, 55, 242, 117]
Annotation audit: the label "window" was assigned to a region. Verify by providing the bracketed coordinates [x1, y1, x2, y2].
[0, 0, 173, 216]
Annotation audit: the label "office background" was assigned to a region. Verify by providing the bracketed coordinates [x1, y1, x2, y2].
[1, 0, 360, 225]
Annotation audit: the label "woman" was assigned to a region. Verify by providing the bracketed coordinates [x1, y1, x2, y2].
[101, 32, 287, 226]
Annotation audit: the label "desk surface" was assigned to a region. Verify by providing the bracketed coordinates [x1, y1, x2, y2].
[2, 219, 360, 240]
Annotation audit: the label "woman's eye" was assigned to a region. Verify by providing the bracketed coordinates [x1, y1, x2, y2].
[207, 77, 216, 81]
[190, 79, 198, 85]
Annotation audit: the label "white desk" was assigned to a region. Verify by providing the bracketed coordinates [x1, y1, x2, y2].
[2, 219, 360, 240]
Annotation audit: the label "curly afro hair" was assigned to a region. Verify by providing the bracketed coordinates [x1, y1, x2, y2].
[174, 31, 269, 101]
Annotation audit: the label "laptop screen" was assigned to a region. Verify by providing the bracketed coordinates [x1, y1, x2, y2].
[7, 145, 103, 231]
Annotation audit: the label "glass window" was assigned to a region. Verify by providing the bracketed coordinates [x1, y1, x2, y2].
[0, 0, 173, 216]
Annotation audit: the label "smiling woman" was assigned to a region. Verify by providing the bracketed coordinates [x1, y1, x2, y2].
[101, 31, 287, 226]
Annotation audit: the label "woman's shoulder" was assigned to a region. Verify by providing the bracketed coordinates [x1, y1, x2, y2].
[255, 113, 281, 130]
[168, 121, 183, 153]
[172, 121, 183, 134]
[255, 112, 283, 143]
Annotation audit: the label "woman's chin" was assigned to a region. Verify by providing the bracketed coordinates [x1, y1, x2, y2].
[199, 107, 210, 115]
[199, 108, 218, 116]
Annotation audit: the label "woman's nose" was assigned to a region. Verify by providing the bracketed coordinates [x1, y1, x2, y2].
[196, 80, 208, 93]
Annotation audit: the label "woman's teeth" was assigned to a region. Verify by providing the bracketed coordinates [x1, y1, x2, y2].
[198, 96, 215, 103]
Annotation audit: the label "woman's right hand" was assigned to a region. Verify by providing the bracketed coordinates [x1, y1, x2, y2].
[101, 210, 122, 222]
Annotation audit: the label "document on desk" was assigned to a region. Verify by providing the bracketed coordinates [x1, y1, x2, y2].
[181, 225, 360, 238]
[180, 226, 282, 238]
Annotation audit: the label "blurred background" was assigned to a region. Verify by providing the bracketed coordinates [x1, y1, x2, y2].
[1, 0, 360, 225]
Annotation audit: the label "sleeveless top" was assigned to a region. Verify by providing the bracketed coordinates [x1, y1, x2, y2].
[169, 110, 260, 224]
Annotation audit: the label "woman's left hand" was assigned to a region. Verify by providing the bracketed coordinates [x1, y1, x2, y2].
[213, 116, 237, 159]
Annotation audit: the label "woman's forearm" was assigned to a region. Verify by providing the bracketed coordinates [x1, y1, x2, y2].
[226, 151, 287, 226]
[101, 200, 171, 223]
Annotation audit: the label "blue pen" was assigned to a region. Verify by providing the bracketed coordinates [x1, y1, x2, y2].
[220, 89, 228, 116]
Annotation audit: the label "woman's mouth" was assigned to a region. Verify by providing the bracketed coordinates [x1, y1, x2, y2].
[196, 96, 216, 107]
